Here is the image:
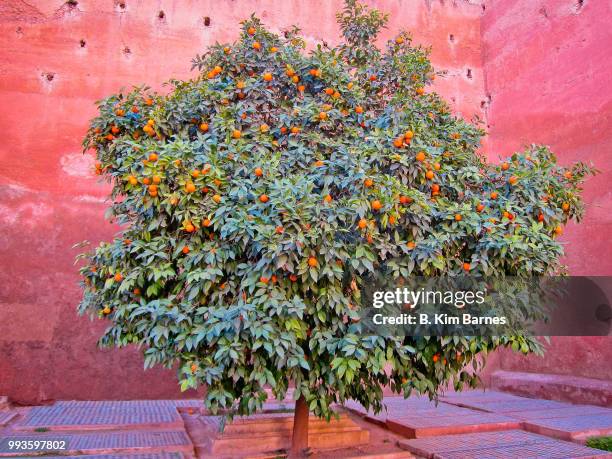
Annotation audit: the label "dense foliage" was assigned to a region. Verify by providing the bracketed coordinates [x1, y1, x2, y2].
[78, 0, 595, 419]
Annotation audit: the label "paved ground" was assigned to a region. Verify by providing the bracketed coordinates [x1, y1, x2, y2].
[0, 391, 611, 458]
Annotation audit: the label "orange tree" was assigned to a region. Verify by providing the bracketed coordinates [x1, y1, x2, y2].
[78, 0, 594, 455]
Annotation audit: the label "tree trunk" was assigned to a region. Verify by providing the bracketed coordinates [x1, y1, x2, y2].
[289, 395, 309, 457]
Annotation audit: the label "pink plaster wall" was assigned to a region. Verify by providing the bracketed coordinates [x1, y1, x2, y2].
[480, 0, 612, 381]
[0, 0, 486, 404]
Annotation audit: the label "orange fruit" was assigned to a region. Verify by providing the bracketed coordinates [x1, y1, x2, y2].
[202, 218, 212, 227]
[149, 153, 158, 162]
[323, 194, 332, 203]
[190, 363, 197, 373]
[292, 75, 299, 83]
[389, 215, 396, 225]
[290, 126, 300, 134]
[318, 111, 328, 120]
[152, 175, 161, 184]
[358, 218, 367, 229]
[455, 214, 462, 221]
[433, 162, 441, 171]
[415, 151, 426, 162]
[393, 137, 404, 148]
[355, 106, 364, 114]
[133, 288, 141, 295]
[369, 74, 377, 82]
[199, 123, 209, 132]
[432, 354, 440, 363]
[275, 226, 284, 234]
[114, 272, 123, 282]
[324, 88, 334, 95]
[260, 276, 269, 284]
[371, 200, 382, 211]
[128, 175, 138, 185]
[364, 178, 374, 188]
[396, 36, 404, 44]
[270, 46, 278, 53]
[508, 176, 518, 185]
[144, 98, 154, 106]
[562, 202, 570, 212]
[262, 72, 273, 82]
[102, 306, 111, 315]
[298, 85, 305, 92]
[307, 257, 318, 267]
[554, 226, 563, 235]
[463, 263, 471, 271]
[476, 203, 485, 212]
[252, 41, 261, 50]
[247, 26, 256, 35]
[212, 194, 221, 203]
[416, 87, 425, 95]
[289, 274, 298, 282]
[432, 184, 440, 192]
[425, 170, 434, 180]
[314, 160, 324, 167]
[148, 184, 158, 194]
[407, 241, 416, 250]
[232, 129, 242, 139]
[259, 194, 269, 203]
[537, 213, 545, 222]
[399, 195, 410, 205]
[191, 170, 200, 178]
[490, 191, 498, 200]
[142, 177, 151, 185]
[501, 162, 509, 171]
[182, 246, 190, 254]
[259, 124, 269, 133]
[223, 46, 231, 54]
[254, 167, 263, 177]
[185, 223, 195, 232]
[185, 182, 196, 193]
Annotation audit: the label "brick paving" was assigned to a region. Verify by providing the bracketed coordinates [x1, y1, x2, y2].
[524, 413, 612, 441]
[10, 455, 184, 459]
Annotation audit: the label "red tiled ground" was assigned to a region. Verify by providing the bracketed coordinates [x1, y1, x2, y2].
[0, 413, 16, 428]
[524, 413, 612, 441]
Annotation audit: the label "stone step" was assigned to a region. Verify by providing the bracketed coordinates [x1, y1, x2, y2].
[0, 431, 193, 457]
[398, 429, 612, 459]
[209, 413, 369, 455]
[491, 370, 612, 407]
[15, 401, 184, 431]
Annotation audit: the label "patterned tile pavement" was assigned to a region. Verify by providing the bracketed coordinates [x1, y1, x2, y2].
[398, 430, 612, 459]
[16, 402, 183, 431]
[10, 455, 184, 459]
[524, 413, 612, 440]
[0, 431, 192, 456]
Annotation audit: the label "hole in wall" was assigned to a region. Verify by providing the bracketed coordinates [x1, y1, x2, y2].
[449, 34, 455, 43]
[572, 0, 586, 14]
[539, 6, 548, 18]
[118, 1, 126, 9]
[123, 46, 131, 55]
[66, 0, 78, 6]
[44, 72, 55, 81]
[203, 16, 211, 26]
[158, 10, 165, 20]
[466, 68, 472, 79]
[79, 39, 86, 47]
[16, 26, 23, 36]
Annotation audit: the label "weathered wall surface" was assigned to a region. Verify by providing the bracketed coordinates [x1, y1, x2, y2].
[0, 0, 486, 404]
[480, 0, 612, 380]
